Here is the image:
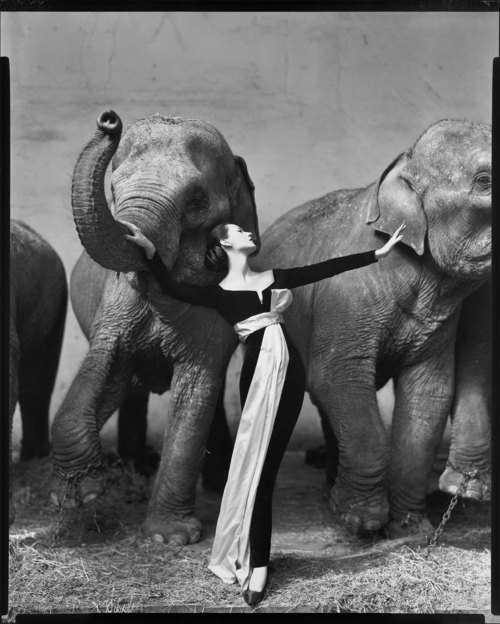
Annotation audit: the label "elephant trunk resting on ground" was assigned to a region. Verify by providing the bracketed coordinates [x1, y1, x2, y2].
[10, 220, 67, 524]
[254, 119, 491, 537]
[50, 111, 257, 544]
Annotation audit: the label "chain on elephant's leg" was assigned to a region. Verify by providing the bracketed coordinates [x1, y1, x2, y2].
[50, 357, 131, 510]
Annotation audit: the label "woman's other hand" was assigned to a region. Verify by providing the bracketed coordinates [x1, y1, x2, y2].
[375, 223, 406, 259]
[119, 220, 156, 260]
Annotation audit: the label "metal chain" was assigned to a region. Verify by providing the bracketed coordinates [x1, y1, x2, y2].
[50, 477, 74, 546]
[426, 462, 479, 552]
[50, 456, 106, 547]
[426, 489, 462, 550]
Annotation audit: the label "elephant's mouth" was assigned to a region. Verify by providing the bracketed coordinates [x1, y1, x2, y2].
[462, 252, 492, 278]
[471, 248, 492, 265]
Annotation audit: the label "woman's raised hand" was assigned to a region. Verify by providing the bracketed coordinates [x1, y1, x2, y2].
[375, 223, 406, 259]
[119, 220, 156, 260]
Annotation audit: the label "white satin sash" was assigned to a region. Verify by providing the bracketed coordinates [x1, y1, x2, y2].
[208, 289, 293, 589]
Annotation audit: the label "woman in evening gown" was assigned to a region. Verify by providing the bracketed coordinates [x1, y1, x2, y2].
[121, 219, 405, 605]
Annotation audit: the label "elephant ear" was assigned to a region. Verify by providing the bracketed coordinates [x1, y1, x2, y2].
[231, 155, 261, 253]
[366, 153, 427, 256]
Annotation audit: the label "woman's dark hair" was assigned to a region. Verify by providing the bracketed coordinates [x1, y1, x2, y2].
[204, 223, 230, 272]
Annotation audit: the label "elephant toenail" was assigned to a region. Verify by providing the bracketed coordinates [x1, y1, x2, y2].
[50, 493, 60, 506]
[343, 513, 361, 527]
[169, 534, 186, 546]
[151, 533, 165, 543]
[82, 492, 99, 504]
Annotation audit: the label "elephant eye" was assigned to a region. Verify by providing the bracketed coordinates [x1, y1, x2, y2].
[189, 189, 209, 212]
[184, 188, 209, 227]
[473, 173, 491, 192]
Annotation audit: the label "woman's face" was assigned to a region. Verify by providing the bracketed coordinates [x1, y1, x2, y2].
[221, 224, 257, 254]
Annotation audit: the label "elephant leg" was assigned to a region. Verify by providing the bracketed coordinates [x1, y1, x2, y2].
[318, 406, 339, 486]
[143, 363, 226, 545]
[117, 386, 160, 476]
[440, 283, 491, 502]
[386, 345, 455, 539]
[309, 358, 390, 533]
[18, 292, 66, 460]
[302, 416, 338, 479]
[201, 378, 233, 492]
[18, 350, 55, 460]
[50, 345, 131, 509]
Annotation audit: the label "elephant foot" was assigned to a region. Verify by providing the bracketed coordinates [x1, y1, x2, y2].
[20, 441, 50, 462]
[305, 445, 326, 469]
[384, 511, 434, 541]
[50, 466, 107, 509]
[132, 446, 161, 477]
[142, 514, 202, 545]
[439, 464, 490, 502]
[329, 482, 389, 533]
[115, 445, 161, 477]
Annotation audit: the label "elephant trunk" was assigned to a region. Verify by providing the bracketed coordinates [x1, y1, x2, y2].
[72, 110, 147, 272]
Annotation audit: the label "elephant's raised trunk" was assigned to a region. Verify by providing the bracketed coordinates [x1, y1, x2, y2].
[72, 110, 147, 272]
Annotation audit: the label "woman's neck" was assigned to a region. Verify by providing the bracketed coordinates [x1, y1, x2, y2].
[225, 251, 252, 281]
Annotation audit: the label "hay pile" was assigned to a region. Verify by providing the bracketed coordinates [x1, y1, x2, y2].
[8, 537, 490, 614]
[267, 546, 491, 613]
[7, 456, 491, 615]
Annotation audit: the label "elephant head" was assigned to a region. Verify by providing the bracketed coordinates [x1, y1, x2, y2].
[72, 110, 260, 281]
[366, 120, 491, 280]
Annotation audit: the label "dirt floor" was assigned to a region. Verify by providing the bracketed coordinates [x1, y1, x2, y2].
[6, 451, 495, 618]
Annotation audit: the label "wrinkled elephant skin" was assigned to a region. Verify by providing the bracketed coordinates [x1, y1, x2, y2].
[254, 120, 491, 538]
[50, 111, 259, 544]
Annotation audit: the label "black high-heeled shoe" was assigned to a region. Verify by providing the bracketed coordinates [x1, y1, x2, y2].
[243, 582, 267, 606]
[242, 567, 274, 606]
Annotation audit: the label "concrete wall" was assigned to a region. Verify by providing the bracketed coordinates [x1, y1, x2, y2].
[3, 12, 496, 453]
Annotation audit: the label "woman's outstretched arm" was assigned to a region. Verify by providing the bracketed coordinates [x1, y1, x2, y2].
[273, 224, 405, 289]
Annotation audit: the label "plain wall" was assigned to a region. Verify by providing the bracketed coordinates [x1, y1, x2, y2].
[2, 12, 497, 453]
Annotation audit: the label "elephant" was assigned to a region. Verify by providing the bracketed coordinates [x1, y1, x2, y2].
[50, 110, 258, 544]
[9, 219, 68, 524]
[252, 120, 491, 537]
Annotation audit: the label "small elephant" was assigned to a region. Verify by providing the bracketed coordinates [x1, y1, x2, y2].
[50, 111, 257, 544]
[9, 220, 68, 524]
[254, 120, 491, 537]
